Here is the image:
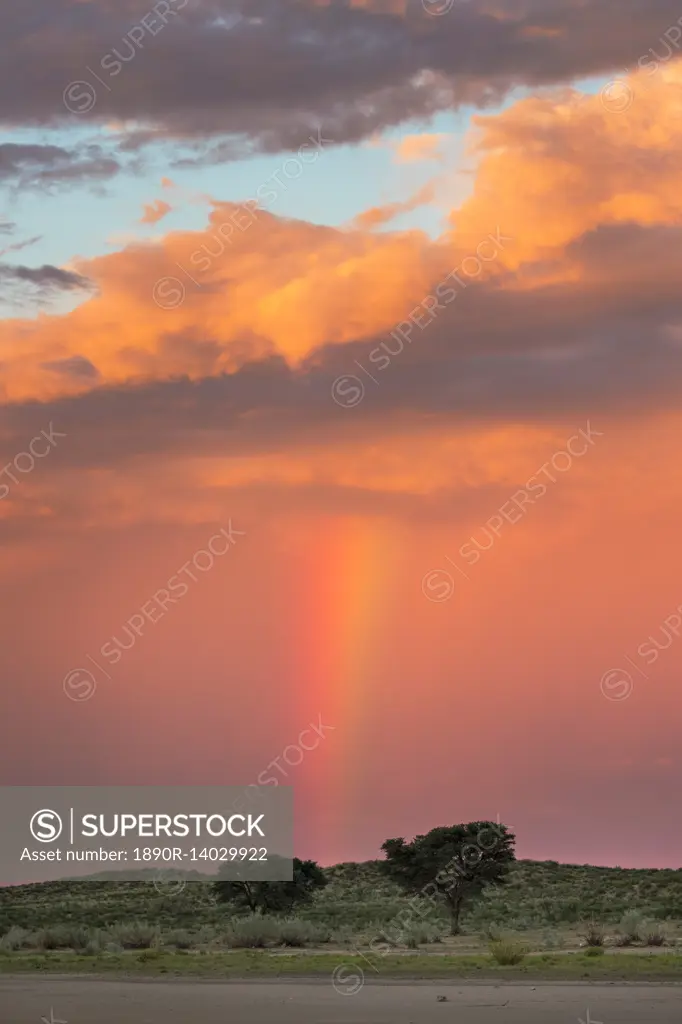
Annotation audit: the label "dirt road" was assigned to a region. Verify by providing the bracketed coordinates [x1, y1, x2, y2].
[2, 977, 681, 1023]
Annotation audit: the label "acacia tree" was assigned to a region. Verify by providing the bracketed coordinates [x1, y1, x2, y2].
[213, 857, 327, 915]
[381, 821, 515, 935]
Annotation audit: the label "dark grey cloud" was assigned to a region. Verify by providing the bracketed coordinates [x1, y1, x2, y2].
[0, 142, 120, 188]
[0, 235, 41, 258]
[1, 0, 681, 151]
[41, 355, 101, 380]
[0, 144, 69, 179]
[0, 262, 93, 292]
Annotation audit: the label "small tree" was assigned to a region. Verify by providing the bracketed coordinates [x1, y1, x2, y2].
[213, 857, 327, 915]
[381, 821, 515, 935]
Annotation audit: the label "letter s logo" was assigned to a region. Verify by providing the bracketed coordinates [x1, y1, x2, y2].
[30, 809, 63, 842]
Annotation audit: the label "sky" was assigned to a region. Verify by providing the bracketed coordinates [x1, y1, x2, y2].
[2, 0, 682, 870]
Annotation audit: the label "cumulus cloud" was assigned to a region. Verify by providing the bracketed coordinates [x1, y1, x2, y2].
[1, 56, 682, 513]
[1, 60, 681, 396]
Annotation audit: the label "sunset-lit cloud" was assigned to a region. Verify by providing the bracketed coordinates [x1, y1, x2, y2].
[394, 133, 447, 164]
[3, 62, 682, 406]
[349, 180, 436, 229]
[140, 199, 172, 225]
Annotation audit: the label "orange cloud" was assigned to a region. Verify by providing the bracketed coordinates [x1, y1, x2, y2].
[0, 208, 453, 402]
[394, 133, 447, 164]
[452, 62, 682, 268]
[140, 200, 172, 225]
[350, 181, 436, 229]
[2, 63, 682, 408]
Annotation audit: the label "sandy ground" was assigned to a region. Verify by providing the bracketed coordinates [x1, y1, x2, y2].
[2, 978, 681, 1023]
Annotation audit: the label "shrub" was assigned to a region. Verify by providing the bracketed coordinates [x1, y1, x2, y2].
[372, 924, 398, 947]
[399, 924, 437, 948]
[193, 925, 220, 946]
[164, 929, 195, 950]
[109, 922, 158, 950]
[581, 923, 605, 947]
[616, 911, 643, 946]
[489, 940, 526, 965]
[35, 929, 61, 951]
[306, 922, 333, 944]
[278, 919, 316, 947]
[330, 925, 355, 946]
[136, 949, 160, 962]
[583, 946, 604, 957]
[424, 923, 447, 944]
[35, 925, 91, 951]
[644, 924, 667, 947]
[268, 917, 331, 946]
[225, 915, 282, 949]
[0, 927, 34, 951]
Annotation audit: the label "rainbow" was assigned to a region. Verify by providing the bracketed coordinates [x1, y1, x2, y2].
[291, 514, 401, 856]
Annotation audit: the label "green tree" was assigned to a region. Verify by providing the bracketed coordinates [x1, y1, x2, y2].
[381, 821, 515, 935]
[213, 857, 327, 915]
